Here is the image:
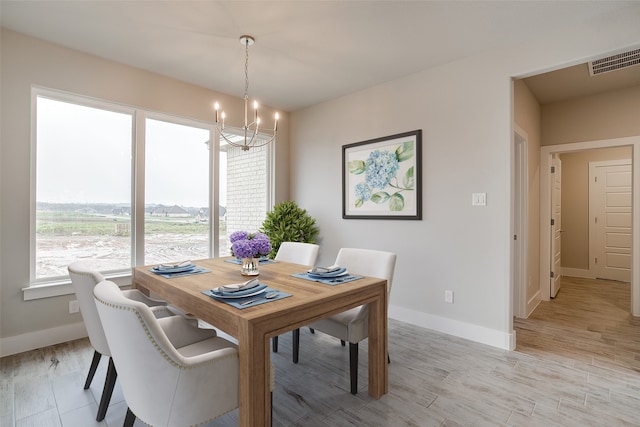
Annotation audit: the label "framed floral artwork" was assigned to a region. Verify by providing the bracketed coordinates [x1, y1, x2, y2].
[343, 130, 422, 220]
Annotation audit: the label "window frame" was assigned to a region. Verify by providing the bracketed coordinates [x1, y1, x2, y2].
[25, 87, 273, 300]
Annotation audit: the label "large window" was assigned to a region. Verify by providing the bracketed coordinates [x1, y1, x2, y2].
[144, 118, 211, 266]
[34, 95, 133, 280]
[32, 89, 273, 284]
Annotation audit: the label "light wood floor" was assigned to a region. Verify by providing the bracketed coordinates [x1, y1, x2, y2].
[3, 276, 640, 426]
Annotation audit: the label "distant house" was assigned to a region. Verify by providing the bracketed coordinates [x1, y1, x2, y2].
[196, 206, 226, 222]
[111, 207, 131, 216]
[196, 208, 209, 222]
[150, 204, 190, 218]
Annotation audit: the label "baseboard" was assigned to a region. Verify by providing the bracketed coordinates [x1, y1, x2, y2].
[0, 322, 87, 357]
[4, 307, 518, 357]
[389, 304, 515, 350]
[561, 268, 593, 279]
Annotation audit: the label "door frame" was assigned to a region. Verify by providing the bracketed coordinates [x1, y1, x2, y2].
[513, 126, 528, 319]
[540, 136, 640, 314]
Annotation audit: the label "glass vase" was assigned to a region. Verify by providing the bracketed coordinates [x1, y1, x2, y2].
[241, 257, 260, 276]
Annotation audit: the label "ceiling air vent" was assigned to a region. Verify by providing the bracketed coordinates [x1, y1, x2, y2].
[588, 48, 640, 76]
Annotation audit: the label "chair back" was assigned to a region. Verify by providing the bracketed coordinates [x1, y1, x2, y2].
[68, 261, 110, 355]
[275, 241, 320, 266]
[94, 280, 239, 426]
[335, 248, 396, 295]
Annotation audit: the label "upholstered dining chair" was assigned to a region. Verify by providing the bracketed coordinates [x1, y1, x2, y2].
[94, 279, 275, 427]
[272, 242, 320, 362]
[68, 261, 171, 421]
[299, 248, 396, 394]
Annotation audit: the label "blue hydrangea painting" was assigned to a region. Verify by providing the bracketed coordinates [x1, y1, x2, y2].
[343, 130, 422, 220]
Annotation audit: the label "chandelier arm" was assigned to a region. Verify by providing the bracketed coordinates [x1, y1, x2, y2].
[248, 135, 276, 148]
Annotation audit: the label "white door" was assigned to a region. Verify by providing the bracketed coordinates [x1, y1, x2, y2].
[551, 155, 562, 297]
[589, 161, 632, 282]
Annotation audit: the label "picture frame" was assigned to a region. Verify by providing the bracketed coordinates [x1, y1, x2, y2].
[342, 130, 422, 220]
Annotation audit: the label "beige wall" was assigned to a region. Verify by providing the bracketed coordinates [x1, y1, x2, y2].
[0, 29, 289, 344]
[290, 6, 640, 348]
[542, 85, 640, 146]
[513, 80, 541, 310]
[560, 147, 632, 271]
[539, 82, 639, 273]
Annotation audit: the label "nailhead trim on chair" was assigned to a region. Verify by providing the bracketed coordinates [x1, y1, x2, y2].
[150, 306, 174, 317]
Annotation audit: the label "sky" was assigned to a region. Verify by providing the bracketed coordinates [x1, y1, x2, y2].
[36, 97, 227, 208]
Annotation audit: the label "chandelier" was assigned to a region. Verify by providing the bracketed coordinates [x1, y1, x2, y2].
[214, 35, 279, 151]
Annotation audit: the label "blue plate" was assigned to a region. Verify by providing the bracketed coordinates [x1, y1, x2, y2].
[209, 283, 268, 298]
[306, 267, 347, 278]
[152, 264, 196, 274]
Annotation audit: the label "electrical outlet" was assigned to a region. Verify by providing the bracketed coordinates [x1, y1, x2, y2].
[69, 300, 79, 314]
[444, 290, 454, 304]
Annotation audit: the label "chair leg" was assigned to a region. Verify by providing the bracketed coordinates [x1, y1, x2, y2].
[292, 329, 300, 364]
[309, 327, 315, 334]
[349, 342, 358, 395]
[96, 357, 117, 421]
[292, 329, 301, 364]
[84, 350, 102, 389]
[388, 353, 391, 364]
[272, 336, 279, 353]
[124, 407, 136, 427]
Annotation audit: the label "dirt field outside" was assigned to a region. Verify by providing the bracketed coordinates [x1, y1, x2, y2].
[35, 212, 231, 279]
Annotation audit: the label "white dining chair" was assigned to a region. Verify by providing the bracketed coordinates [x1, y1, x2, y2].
[94, 279, 256, 427]
[300, 248, 396, 394]
[67, 261, 171, 421]
[272, 242, 320, 362]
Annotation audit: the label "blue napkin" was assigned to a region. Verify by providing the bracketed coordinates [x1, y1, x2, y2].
[291, 273, 363, 286]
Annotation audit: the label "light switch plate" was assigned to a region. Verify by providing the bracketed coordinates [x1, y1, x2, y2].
[472, 193, 487, 206]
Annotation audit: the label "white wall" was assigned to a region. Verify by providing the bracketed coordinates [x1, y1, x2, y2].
[290, 5, 640, 349]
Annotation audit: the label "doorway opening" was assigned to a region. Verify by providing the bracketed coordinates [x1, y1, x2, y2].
[539, 136, 640, 315]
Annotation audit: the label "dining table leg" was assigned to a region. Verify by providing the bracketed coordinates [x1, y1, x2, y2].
[368, 283, 388, 398]
[238, 320, 271, 427]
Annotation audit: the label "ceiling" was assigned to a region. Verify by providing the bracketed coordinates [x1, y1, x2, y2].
[2, 1, 639, 111]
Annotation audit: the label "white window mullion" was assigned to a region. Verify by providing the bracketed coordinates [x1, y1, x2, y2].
[133, 111, 146, 266]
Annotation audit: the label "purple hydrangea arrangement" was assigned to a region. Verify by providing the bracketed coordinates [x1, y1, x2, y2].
[230, 231, 272, 259]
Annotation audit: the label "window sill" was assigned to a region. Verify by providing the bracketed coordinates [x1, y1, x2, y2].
[23, 272, 133, 301]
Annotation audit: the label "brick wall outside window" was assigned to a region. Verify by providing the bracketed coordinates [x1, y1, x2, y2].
[223, 144, 268, 255]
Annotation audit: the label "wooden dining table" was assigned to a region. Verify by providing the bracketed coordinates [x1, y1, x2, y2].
[132, 257, 388, 426]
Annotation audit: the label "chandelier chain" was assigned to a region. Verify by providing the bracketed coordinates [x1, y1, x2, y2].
[244, 39, 249, 101]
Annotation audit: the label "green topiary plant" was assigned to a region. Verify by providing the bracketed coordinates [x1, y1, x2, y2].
[260, 201, 319, 259]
